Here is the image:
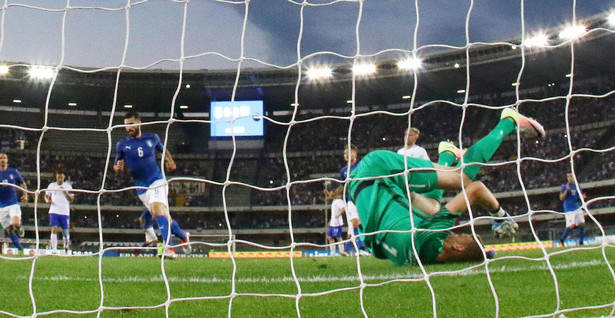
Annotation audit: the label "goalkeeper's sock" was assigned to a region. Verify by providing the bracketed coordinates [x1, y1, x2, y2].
[9, 232, 23, 250]
[579, 226, 585, 244]
[170, 220, 187, 241]
[156, 215, 172, 245]
[490, 206, 507, 218]
[461, 118, 516, 180]
[50, 233, 58, 250]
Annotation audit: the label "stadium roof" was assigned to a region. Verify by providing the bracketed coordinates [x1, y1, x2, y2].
[0, 15, 614, 116]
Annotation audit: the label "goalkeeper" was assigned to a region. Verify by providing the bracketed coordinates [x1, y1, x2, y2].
[348, 108, 545, 265]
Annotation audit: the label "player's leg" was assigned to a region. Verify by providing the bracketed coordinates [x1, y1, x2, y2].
[561, 213, 575, 245]
[461, 108, 545, 180]
[337, 236, 347, 255]
[576, 211, 585, 245]
[144, 180, 190, 253]
[8, 206, 24, 251]
[326, 231, 337, 256]
[49, 213, 59, 251]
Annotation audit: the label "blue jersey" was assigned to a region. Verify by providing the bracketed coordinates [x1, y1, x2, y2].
[339, 161, 359, 201]
[140, 210, 154, 229]
[0, 168, 25, 208]
[561, 182, 582, 212]
[115, 132, 165, 195]
[339, 161, 359, 181]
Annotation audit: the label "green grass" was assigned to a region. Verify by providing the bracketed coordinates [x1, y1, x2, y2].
[1, 246, 615, 317]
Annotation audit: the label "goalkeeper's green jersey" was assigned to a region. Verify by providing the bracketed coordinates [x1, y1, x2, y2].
[349, 150, 461, 265]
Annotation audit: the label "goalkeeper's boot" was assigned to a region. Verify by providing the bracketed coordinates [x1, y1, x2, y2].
[501, 108, 546, 138]
[17, 226, 25, 238]
[491, 219, 518, 238]
[181, 232, 192, 255]
[438, 141, 466, 159]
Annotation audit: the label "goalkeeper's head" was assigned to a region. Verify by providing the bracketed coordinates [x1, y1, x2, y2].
[436, 233, 485, 263]
[124, 111, 142, 138]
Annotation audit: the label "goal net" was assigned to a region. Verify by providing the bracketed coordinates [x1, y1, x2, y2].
[0, 0, 614, 317]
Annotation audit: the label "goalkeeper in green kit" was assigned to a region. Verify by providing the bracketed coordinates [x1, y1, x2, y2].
[348, 108, 546, 265]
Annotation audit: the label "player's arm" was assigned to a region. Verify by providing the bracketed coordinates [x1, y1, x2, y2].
[113, 142, 125, 173]
[64, 188, 75, 203]
[153, 134, 176, 171]
[15, 171, 27, 202]
[559, 184, 568, 201]
[20, 181, 28, 202]
[163, 150, 176, 171]
[324, 185, 345, 201]
[44, 187, 52, 204]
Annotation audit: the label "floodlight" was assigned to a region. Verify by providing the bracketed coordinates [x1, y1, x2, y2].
[397, 57, 422, 71]
[28, 65, 54, 80]
[306, 66, 333, 80]
[0, 65, 8, 75]
[124, 104, 133, 109]
[558, 25, 587, 40]
[352, 63, 376, 76]
[608, 13, 615, 26]
[523, 34, 549, 48]
[456, 89, 466, 94]
[180, 105, 189, 109]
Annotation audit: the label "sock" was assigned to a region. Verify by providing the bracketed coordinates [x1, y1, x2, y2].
[438, 150, 457, 167]
[490, 206, 507, 217]
[50, 233, 58, 250]
[156, 215, 172, 245]
[338, 241, 345, 254]
[63, 230, 70, 249]
[9, 232, 23, 250]
[170, 220, 187, 241]
[579, 226, 585, 244]
[329, 243, 336, 255]
[561, 227, 572, 241]
[461, 118, 516, 180]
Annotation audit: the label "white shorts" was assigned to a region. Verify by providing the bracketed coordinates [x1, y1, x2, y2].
[0, 204, 21, 228]
[144, 227, 157, 243]
[346, 201, 359, 222]
[138, 179, 169, 210]
[565, 209, 585, 228]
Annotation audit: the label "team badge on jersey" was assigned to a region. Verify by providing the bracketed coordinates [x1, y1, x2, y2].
[146, 140, 153, 148]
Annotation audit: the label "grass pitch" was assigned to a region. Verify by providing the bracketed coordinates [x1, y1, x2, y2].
[1, 246, 615, 317]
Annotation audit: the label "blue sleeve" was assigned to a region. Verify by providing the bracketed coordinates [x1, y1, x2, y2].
[14, 169, 24, 185]
[560, 184, 567, 192]
[114, 141, 124, 164]
[154, 134, 164, 153]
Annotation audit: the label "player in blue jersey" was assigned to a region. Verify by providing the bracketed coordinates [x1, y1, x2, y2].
[323, 144, 370, 255]
[559, 173, 586, 246]
[113, 112, 190, 254]
[0, 153, 27, 252]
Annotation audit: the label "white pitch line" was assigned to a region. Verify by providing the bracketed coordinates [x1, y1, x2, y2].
[19, 260, 606, 284]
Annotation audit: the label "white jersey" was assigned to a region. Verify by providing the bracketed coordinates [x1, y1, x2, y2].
[45, 182, 73, 216]
[329, 199, 345, 227]
[397, 145, 430, 161]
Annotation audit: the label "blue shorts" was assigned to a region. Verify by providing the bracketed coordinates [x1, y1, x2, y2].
[49, 214, 70, 230]
[327, 226, 343, 239]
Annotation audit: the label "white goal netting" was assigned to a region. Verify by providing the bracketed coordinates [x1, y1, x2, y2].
[1, 0, 615, 317]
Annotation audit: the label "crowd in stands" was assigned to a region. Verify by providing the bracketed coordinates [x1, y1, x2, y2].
[2, 78, 615, 232]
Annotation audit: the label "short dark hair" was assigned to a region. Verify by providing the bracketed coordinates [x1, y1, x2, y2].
[346, 144, 358, 153]
[124, 111, 140, 120]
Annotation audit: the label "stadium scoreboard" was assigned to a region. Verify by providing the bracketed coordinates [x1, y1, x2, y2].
[210, 100, 264, 137]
